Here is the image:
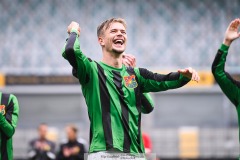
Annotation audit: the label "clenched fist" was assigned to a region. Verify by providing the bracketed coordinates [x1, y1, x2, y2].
[67, 21, 81, 36]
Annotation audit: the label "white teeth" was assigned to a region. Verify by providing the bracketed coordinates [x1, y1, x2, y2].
[115, 40, 123, 45]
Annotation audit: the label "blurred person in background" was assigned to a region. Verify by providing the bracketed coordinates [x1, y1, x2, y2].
[28, 123, 56, 160]
[0, 92, 19, 160]
[62, 17, 199, 159]
[142, 132, 152, 155]
[57, 124, 86, 160]
[212, 18, 240, 158]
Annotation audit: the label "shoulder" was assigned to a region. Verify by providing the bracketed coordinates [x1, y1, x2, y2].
[77, 138, 87, 146]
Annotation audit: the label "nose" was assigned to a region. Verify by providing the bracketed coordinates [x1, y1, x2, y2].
[116, 30, 123, 36]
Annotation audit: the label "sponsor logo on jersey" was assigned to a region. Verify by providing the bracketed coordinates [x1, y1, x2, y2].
[0, 105, 6, 115]
[124, 75, 138, 88]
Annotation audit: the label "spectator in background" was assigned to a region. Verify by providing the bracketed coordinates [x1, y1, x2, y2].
[142, 132, 152, 154]
[28, 123, 56, 160]
[57, 124, 86, 160]
[0, 92, 20, 160]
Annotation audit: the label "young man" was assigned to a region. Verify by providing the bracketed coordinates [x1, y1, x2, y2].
[57, 124, 86, 160]
[28, 123, 56, 160]
[62, 18, 199, 158]
[212, 18, 240, 155]
[72, 53, 154, 114]
[0, 92, 19, 160]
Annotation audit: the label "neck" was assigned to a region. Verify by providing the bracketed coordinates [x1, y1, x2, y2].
[102, 50, 123, 68]
[69, 138, 76, 142]
[39, 137, 46, 141]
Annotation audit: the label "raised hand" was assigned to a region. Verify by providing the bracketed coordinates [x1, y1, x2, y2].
[178, 67, 200, 83]
[223, 18, 240, 46]
[67, 21, 81, 36]
[122, 53, 136, 67]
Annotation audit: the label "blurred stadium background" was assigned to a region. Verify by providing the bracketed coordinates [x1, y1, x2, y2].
[1, 0, 240, 159]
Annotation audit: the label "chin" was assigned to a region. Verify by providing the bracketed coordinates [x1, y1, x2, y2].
[113, 49, 124, 55]
[112, 49, 125, 54]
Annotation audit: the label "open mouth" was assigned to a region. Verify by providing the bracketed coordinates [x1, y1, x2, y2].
[113, 39, 124, 45]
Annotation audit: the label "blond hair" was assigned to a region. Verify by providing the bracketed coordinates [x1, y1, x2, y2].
[97, 18, 127, 37]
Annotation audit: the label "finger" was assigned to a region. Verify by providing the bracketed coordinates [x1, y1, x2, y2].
[193, 71, 200, 82]
[193, 72, 198, 82]
[191, 71, 195, 81]
[228, 20, 235, 30]
[124, 56, 134, 66]
[195, 74, 200, 82]
[122, 59, 130, 67]
[127, 54, 136, 60]
[178, 69, 186, 73]
[187, 67, 193, 73]
[230, 19, 239, 31]
[193, 71, 199, 82]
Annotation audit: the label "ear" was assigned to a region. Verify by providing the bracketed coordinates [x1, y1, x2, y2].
[98, 37, 105, 46]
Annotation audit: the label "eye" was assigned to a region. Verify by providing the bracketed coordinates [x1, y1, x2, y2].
[110, 30, 117, 33]
[121, 31, 126, 34]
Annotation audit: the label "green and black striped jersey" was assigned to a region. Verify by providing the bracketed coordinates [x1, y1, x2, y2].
[0, 93, 19, 160]
[62, 29, 190, 154]
[212, 44, 240, 148]
[72, 69, 154, 114]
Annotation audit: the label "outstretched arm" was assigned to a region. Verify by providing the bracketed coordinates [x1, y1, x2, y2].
[212, 18, 240, 107]
[136, 67, 199, 93]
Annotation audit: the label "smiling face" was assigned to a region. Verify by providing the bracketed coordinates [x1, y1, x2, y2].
[98, 19, 127, 55]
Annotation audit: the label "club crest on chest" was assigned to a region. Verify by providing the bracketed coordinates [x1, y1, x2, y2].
[0, 105, 6, 115]
[124, 75, 138, 89]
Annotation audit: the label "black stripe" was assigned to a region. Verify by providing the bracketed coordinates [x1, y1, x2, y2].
[137, 114, 142, 153]
[1, 93, 12, 123]
[65, 32, 78, 69]
[126, 67, 141, 113]
[1, 134, 8, 160]
[112, 71, 131, 152]
[139, 68, 180, 82]
[72, 57, 92, 82]
[139, 68, 189, 88]
[96, 63, 113, 150]
[212, 50, 223, 74]
[1, 93, 9, 107]
[212, 50, 240, 88]
[225, 72, 240, 88]
[1, 93, 10, 160]
[89, 127, 93, 147]
[126, 67, 143, 153]
[140, 94, 154, 114]
[5, 100, 14, 123]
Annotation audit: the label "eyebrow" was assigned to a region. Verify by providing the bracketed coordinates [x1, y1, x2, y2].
[110, 28, 126, 32]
